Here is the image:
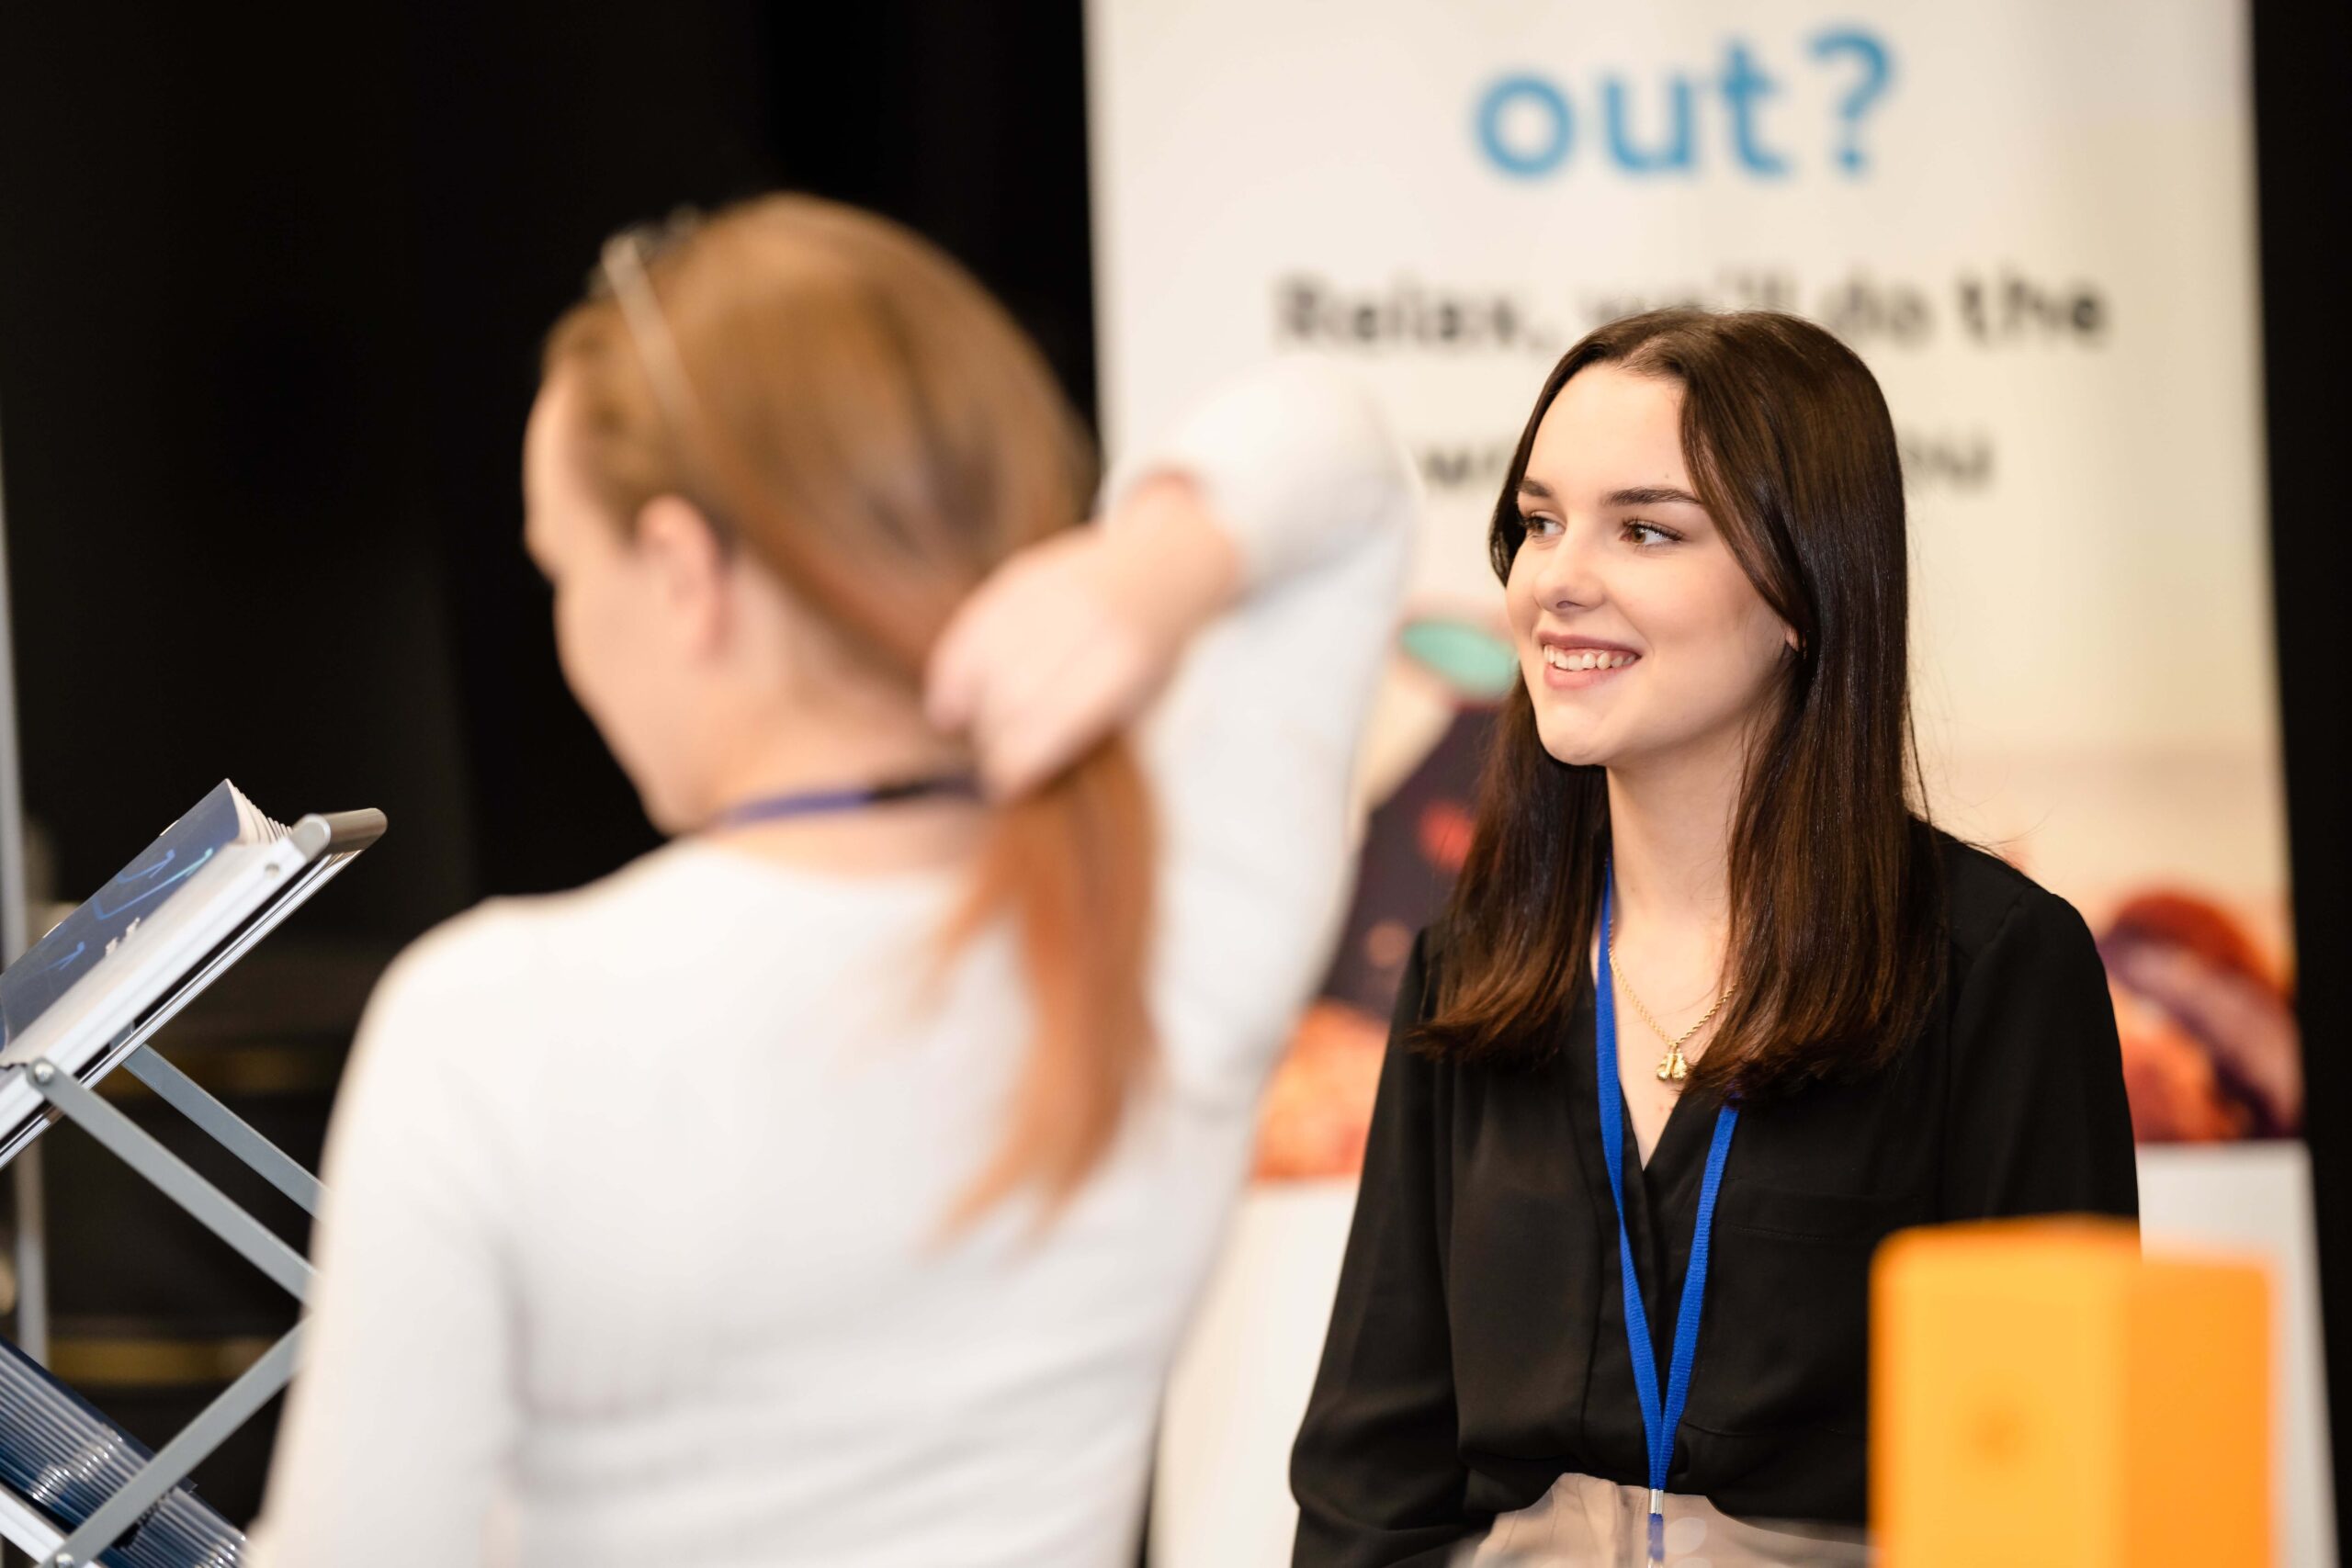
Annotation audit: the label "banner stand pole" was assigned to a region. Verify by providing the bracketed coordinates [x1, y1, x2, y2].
[0, 410, 46, 1375]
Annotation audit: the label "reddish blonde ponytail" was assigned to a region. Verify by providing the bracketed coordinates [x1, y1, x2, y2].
[944, 741, 1156, 1223]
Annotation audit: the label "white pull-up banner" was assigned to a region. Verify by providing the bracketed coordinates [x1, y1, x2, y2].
[1086, 4, 2324, 1563]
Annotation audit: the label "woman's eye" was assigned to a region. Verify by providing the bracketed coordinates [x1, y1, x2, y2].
[1623, 519, 1679, 546]
[1521, 513, 1564, 538]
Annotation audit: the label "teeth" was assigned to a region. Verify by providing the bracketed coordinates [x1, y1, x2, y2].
[1544, 646, 1635, 671]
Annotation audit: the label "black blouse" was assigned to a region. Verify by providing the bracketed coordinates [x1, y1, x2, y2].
[1290, 836, 2139, 1566]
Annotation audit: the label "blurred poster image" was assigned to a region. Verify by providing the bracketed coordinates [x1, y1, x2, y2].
[1254, 612, 1509, 1180]
[2102, 892, 2298, 1141]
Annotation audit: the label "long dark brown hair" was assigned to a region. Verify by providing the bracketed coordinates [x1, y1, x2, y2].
[1422, 309, 1944, 1098]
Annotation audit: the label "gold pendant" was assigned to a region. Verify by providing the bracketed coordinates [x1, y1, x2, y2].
[1657, 1043, 1690, 1083]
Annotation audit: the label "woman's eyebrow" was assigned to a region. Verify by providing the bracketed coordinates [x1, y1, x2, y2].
[1605, 484, 1704, 508]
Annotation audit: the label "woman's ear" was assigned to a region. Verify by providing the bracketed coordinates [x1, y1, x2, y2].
[633, 493, 730, 655]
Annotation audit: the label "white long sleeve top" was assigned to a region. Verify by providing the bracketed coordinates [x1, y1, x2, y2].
[251, 361, 1416, 1568]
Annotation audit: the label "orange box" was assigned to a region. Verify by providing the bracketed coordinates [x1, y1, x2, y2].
[1871, 1218, 2269, 1567]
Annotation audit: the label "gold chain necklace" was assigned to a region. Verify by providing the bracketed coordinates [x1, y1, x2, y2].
[1607, 947, 1732, 1083]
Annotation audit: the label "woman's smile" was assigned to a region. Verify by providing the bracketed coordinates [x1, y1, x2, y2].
[1537, 636, 1642, 689]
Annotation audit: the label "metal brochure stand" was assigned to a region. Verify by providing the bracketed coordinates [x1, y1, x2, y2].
[0, 807, 383, 1568]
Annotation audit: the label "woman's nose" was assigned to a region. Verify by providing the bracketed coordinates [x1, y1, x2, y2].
[1532, 525, 1602, 614]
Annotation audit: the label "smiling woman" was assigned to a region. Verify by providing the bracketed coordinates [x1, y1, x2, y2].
[1289, 310, 2138, 1566]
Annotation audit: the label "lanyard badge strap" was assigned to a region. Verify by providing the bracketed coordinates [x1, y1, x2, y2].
[1595, 870, 1740, 1565]
[704, 774, 979, 831]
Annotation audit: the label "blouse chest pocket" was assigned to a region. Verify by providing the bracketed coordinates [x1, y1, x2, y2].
[1680, 1182, 1923, 1438]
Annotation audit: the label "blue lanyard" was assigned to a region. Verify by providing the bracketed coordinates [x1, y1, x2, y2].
[705, 774, 980, 830]
[1594, 870, 1739, 1565]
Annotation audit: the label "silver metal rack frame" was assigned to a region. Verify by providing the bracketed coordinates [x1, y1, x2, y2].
[0, 807, 383, 1568]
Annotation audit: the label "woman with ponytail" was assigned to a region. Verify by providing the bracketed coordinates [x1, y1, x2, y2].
[253, 195, 1412, 1567]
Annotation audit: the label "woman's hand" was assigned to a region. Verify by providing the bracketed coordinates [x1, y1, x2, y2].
[924, 473, 1242, 799]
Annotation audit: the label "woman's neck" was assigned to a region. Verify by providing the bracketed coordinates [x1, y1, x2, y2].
[690, 705, 984, 876]
[1602, 732, 1746, 943]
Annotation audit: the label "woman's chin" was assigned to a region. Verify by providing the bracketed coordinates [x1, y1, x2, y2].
[1532, 724, 1614, 770]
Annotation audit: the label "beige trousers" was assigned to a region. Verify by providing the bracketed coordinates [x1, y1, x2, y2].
[1461, 1472, 1871, 1567]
